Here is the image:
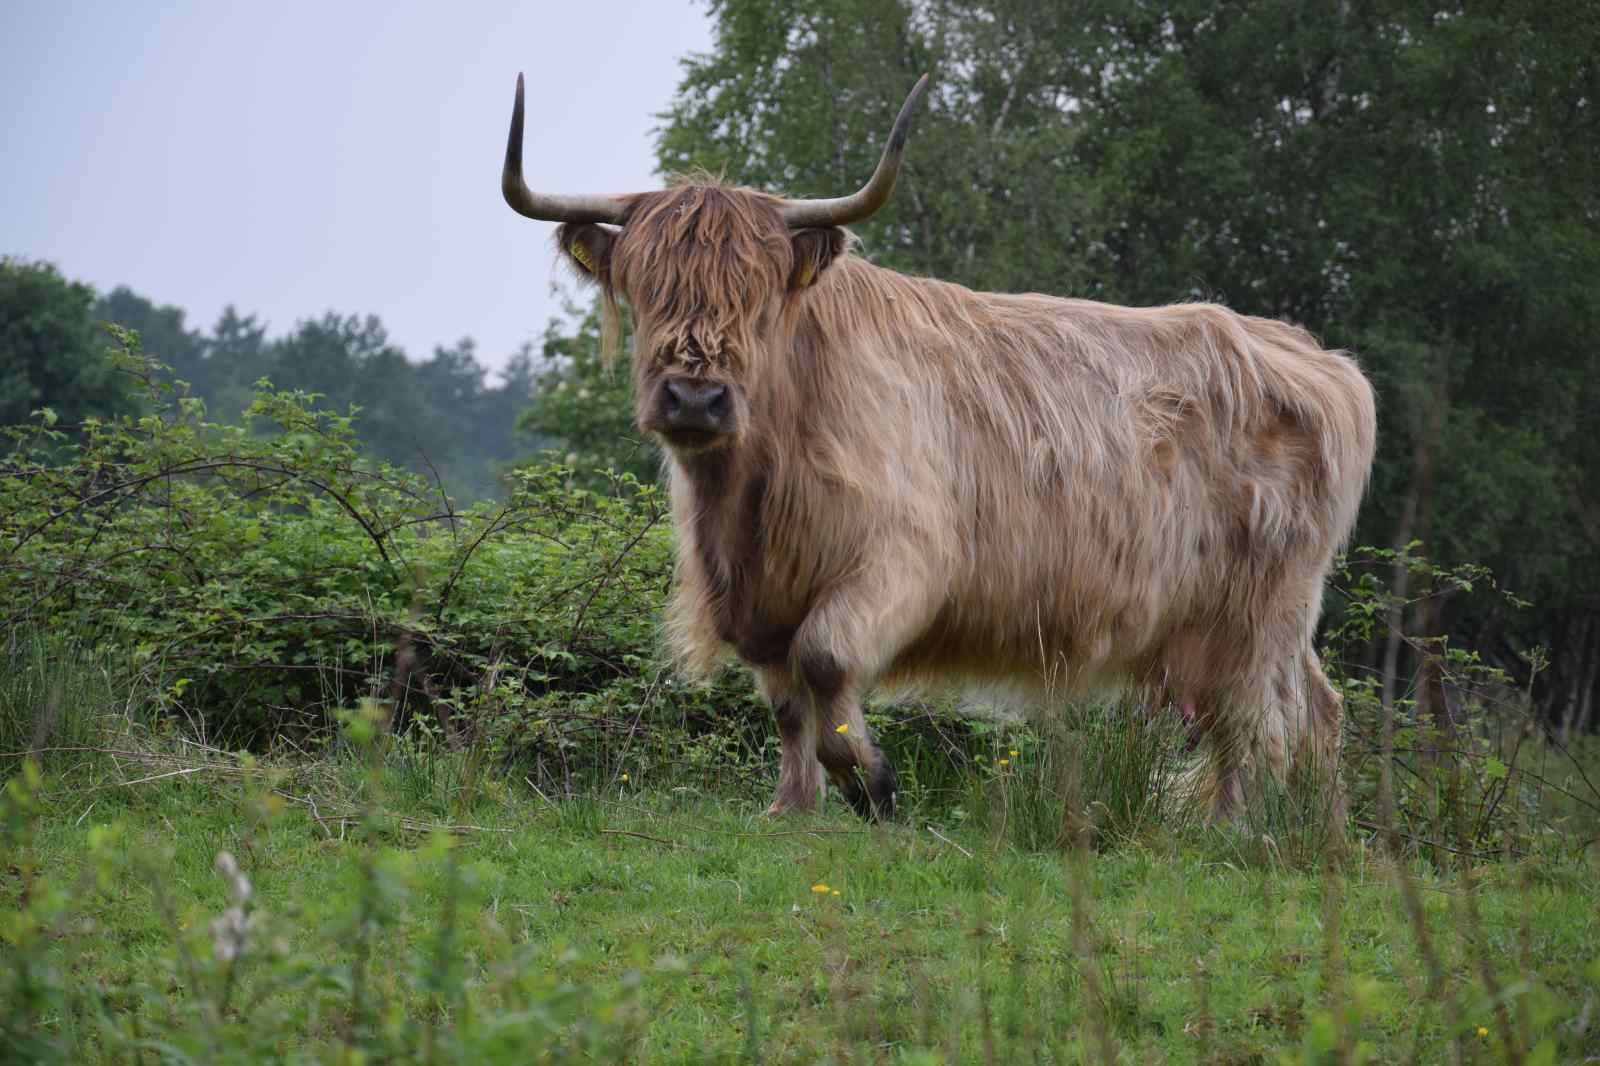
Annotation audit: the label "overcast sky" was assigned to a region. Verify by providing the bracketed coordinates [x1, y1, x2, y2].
[1, 1, 713, 377]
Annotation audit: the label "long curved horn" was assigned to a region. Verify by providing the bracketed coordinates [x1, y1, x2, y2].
[502, 73, 631, 224]
[777, 74, 929, 230]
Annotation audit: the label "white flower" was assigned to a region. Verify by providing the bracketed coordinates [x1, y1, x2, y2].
[210, 851, 254, 962]
[215, 851, 251, 904]
[209, 906, 249, 962]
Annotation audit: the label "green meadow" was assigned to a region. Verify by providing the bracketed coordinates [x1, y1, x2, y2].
[6, 695, 1598, 1064]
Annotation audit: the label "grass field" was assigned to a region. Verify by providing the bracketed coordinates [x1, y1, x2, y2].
[6, 727, 1598, 1064]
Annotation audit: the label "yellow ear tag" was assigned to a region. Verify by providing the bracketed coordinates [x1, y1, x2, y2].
[570, 240, 597, 274]
[798, 263, 815, 287]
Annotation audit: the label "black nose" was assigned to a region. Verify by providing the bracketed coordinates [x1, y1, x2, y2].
[661, 378, 730, 432]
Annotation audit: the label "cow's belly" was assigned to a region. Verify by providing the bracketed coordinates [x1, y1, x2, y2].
[877, 588, 1159, 696]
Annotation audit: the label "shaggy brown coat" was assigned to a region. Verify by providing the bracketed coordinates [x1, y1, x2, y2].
[557, 184, 1377, 820]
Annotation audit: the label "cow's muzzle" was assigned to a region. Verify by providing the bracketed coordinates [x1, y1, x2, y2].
[654, 375, 734, 448]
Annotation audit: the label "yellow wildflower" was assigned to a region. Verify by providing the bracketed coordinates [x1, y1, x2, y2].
[620, 773, 629, 782]
[1477, 1027, 1488, 1038]
[1009, 749, 1019, 757]
[831, 890, 840, 896]
[835, 723, 849, 734]
[811, 883, 830, 894]
[997, 758, 1010, 767]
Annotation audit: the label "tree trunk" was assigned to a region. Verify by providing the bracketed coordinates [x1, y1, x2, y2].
[1411, 376, 1451, 738]
[1379, 488, 1415, 726]
[1570, 613, 1600, 738]
[1558, 613, 1584, 740]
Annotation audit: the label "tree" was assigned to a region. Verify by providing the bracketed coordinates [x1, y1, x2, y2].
[94, 286, 210, 394]
[203, 307, 272, 420]
[657, 0, 1106, 294]
[0, 258, 138, 429]
[1058, 2, 1600, 727]
[9, 259, 552, 503]
[269, 313, 439, 472]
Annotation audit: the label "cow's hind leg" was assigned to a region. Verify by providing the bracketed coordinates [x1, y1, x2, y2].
[1199, 705, 1250, 823]
[1286, 645, 1346, 821]
[1183, 672, 1267, 824]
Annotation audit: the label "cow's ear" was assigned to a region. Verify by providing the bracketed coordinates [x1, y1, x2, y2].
[789, 227, 848, 290]
[557, 223, 614, 282]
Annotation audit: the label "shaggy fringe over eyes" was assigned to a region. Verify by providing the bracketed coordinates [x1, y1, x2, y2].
[607, 184, 796, 372]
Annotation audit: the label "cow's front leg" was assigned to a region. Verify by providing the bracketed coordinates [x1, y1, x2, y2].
[758, 660, 896, 820]
[757, 668, 823, 814]
[814, 675, 897, 821]
[757, 555, 932, 819]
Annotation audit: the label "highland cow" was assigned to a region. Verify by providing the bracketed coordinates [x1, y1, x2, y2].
[501, 74, 1376, 821]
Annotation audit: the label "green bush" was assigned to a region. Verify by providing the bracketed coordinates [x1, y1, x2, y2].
[515, 307, 656, 489]
[0, 332, 738, 768]
[1324, 545, 1600, 861]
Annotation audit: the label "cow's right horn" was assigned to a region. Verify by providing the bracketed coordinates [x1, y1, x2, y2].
[776, 74, 929, 230]
[502, 73, 632, 224]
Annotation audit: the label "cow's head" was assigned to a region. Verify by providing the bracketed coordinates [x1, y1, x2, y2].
[501, 74, 927, 457]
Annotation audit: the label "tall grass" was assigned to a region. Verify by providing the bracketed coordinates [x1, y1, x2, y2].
[956, 698, 1197, 852]
[0, 628, 138, 770]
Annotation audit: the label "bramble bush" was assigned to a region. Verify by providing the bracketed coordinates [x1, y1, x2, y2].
[0, 330, 772, 792]
[1324, 544, 1600, 863]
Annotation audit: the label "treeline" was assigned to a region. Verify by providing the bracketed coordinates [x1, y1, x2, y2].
[1, 258, 551, 501]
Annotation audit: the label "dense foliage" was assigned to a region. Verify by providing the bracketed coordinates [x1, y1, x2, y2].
[0, 259, 141, 429]
[7, 5, 1597, 730]
[7, 4, 1600, 738]
[6, 331, 1592, 860]
[0, 334, 769, 783]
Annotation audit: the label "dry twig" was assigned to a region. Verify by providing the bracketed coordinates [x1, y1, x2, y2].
[926, 824, 974, 859]
[600, 828, 688, 848]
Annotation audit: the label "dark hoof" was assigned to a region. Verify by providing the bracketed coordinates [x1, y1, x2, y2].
[838, 759, 898, 822]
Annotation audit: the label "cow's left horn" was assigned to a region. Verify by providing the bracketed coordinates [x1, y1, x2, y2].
[502, 73, 632, 224]
[777, 74, 929, 230]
